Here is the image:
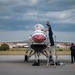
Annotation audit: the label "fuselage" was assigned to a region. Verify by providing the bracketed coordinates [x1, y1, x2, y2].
[30, 24, 47, 51]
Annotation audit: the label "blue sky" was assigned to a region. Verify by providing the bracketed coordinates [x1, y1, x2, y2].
[0, 0, 75, 42]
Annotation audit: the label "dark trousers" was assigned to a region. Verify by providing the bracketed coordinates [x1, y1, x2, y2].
[49, 34, 54, 46]
[71, 53, 75, 63]
[24, 55, 28, 62]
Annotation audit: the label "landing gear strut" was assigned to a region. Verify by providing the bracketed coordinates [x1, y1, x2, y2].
[24, 51, 28, 62]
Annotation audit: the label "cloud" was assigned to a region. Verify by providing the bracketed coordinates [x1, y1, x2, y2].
[0, 16, 11, 19]
[0, 30, 33, 42]
[46, 9, 75, 23]
[0, 29, 75, 43]
[0, 0, 75, 42]
[54, 31, 75, 43]
[0, 0, 38, 6]
[37, 0, 75, 12]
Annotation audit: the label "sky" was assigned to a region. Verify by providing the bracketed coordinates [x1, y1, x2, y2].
[0, 0, 75, 43]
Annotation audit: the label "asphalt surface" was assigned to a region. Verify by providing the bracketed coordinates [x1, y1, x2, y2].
[0, 55, 75, 75]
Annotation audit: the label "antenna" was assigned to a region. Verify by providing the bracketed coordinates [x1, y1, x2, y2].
[37, 12, 40, 23]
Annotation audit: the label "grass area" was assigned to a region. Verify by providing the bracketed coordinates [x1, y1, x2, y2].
[9, 48, 26, 51]
[55, 48, 70, 55]
[0, 48, 26, 55]
[0, 51, 26, 55]
[0, 48, 71, 55]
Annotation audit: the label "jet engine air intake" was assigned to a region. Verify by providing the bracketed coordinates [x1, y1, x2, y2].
[31, 44, 47, 52]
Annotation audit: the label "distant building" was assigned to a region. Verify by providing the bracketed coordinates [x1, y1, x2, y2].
[56, 42, 73, 48]
[0, 42, 29, 48]
[13, 43, 28, 48]
[56, 43, 66, 48]
[0, 41, 74, 49]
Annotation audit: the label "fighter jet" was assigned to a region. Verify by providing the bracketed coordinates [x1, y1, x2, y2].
[24, 24, 55, 66]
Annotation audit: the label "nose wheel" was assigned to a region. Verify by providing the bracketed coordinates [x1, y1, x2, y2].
[24, 51, 28, 62]
[32, 52, 40, 66]
[24, 55, 28, 62]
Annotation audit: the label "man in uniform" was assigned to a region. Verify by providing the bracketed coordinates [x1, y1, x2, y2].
[70, 43, 75, 63]
[45, 22, 54, 46]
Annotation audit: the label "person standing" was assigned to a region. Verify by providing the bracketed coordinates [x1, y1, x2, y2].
[70, 43, 75, 63]
[45, 22, 54, 46]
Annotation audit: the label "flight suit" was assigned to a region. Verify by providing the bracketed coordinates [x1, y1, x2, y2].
[47, 25, 54, 46]
[70, 45, 75, 63]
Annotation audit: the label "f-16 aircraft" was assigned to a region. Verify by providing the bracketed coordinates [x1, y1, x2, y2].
[24, 24, 56, 66]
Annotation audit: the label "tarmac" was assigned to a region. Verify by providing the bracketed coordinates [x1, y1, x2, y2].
[0, 55, 75, 75]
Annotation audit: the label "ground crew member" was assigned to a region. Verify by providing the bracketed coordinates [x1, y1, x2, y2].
[70, 43, 75, 63]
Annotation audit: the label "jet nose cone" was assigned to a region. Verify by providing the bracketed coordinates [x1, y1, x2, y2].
[32, 34, 46, 43]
